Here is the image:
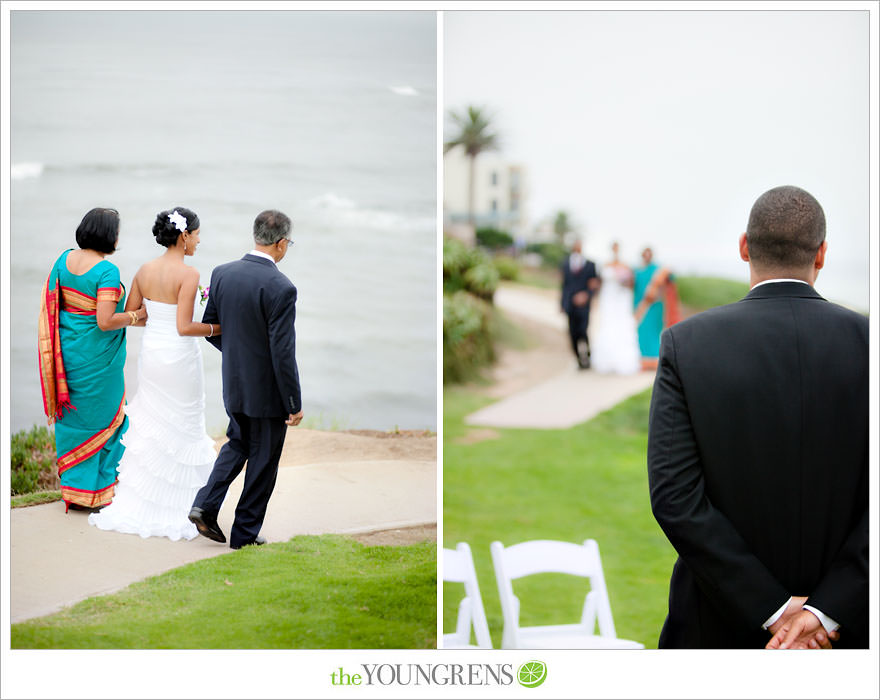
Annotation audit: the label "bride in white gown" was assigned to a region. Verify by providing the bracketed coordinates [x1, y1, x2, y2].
[591, 242, 642, 375]
[89, 207, 219, 541]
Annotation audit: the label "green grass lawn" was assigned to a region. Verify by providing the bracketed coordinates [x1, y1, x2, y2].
[675, 275, 749, 311]
[513, 270, 751, 314]
[11, 490, 61, 508]
[12, 535, 436, 649]
[514, 265, 560, 290]
[443, 385, 676, 649]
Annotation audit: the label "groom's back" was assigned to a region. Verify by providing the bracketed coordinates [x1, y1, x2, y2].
[671, 291, 868, 577]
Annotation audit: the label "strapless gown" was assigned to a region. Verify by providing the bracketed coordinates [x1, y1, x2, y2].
[591, 266, 642, 375]
[89, 299, 216, 540]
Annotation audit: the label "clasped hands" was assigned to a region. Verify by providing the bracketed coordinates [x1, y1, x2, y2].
[572, 291, 590, 307]
[765, 596, 840, 650]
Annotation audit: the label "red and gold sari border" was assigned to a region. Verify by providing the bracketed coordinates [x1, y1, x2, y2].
[96, 286, 122, 304]
[61, 482, 116, 508]
[60, 285, 96, 300]
[57, 394, 126, 476]
[38, 277, 73, 423]
[61, 285, 97, 308]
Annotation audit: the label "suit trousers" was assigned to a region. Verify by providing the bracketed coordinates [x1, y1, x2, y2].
[193, 412, 288, 548]
[566, 306, 591, 358]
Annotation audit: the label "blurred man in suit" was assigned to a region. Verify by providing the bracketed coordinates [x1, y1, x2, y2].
[561, 239, 600, 369]
[189, 210, 303, 550]
[648, 185, 867, 649]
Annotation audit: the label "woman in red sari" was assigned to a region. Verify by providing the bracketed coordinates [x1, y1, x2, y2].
[38, 208, 146, 512]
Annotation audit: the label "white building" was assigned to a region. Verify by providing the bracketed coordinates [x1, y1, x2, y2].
[443, 147, 528, 237]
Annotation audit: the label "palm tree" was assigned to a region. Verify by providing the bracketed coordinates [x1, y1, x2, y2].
[553, 211, 573, 244]
[444, 106, 499, 226]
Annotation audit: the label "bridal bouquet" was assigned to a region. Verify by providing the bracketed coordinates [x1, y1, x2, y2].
[198, 285, 210, 305]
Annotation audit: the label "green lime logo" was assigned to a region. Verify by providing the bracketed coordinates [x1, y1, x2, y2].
[517, 660, 547, 688]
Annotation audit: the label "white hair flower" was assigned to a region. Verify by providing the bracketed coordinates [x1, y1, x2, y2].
[168, 210, 187, 232]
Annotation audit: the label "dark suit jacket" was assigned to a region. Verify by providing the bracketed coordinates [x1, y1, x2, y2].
[647, 281, 868, 648]
[202, 254, 302, 419]
[560, 255, 598, 314]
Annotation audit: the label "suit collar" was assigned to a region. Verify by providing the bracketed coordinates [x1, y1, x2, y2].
[743, 280, 824, 301]
[242, 253, 277, 268]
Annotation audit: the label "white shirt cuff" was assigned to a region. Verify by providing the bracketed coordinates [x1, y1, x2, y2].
[762, 598, 791, 630]
[803, 605, 840, 634]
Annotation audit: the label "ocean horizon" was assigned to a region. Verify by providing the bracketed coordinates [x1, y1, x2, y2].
[10, 10, 437, 436]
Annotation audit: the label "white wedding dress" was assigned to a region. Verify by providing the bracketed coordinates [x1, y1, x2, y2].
[89, 299, 216, 540]
[591, 264, 642, 375]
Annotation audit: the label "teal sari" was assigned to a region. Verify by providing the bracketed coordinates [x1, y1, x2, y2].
[633, 262, 663, 358]
[633, 262, 681, 360]
[38, 249, 129, 508]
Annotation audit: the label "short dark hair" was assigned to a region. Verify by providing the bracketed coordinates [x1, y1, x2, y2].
[75, 207, 120, 254]
[746, 186, 826, 269]
[152, 207, 200, 248]
[253, 210, 291, 245]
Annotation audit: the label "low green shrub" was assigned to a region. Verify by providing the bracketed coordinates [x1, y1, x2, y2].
[476, 227, 514, 250]
[526, 241, 568, 268]
[443, 236, 471, 289]
[464, 262, 500, 301]
[443, 291, 495, 384]
[444, 236, 499, 301]
[11, 426, 58, 495]
[493, 255, 520, 281]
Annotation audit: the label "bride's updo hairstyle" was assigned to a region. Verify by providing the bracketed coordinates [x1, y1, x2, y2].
[152, 207, 200, 247]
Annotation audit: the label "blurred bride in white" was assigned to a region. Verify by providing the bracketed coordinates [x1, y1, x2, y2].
[591, 242, 642, 375]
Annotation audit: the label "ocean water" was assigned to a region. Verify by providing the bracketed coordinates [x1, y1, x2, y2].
[10, 10, 437, 436]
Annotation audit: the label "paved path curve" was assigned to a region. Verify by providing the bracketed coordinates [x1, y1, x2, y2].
[465, 283, 656, 429]
[11, 456, 435, 623]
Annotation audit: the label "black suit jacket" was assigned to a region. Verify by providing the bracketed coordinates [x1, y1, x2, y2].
[560, 255, 598, 314]
[202, 254, 302, 418]
[647, 281, 868, 648]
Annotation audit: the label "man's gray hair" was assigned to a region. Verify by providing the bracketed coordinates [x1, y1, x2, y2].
[253, 209, 292, 245]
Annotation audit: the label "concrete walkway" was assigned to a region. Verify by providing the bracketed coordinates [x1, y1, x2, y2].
[465, 367, 655, 429]
[493, 284, 568, 332]
[465, 283, 656, 429]
[10, 457, 435, 624]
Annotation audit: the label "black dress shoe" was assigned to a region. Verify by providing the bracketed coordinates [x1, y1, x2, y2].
[188, 507, 226, 543]
[65, 501, 103, 513]
[230, 535, 267, 550]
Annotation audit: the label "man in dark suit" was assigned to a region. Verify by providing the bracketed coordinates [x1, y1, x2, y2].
[189, 210, 303, 550]
[648, 185, 867, 649]
[560, 240, 600, 369]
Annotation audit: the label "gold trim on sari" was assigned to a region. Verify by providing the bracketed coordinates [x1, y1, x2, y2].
[56, 394, 127, 476]
[96, 285, 122, 304]
[38, 276, 73, 423]
[61, 285, 98, 315]
[61, 482, 116, 508]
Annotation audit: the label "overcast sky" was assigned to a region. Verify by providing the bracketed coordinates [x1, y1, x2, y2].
[445, 10, 870, 309]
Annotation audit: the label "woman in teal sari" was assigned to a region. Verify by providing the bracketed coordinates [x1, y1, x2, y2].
[633, 247, 681, 370]
[38, 208, 146, 512]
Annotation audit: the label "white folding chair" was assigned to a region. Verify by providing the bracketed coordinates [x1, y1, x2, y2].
[442, 542, 493, 649]
[490, 538, 643, 649]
